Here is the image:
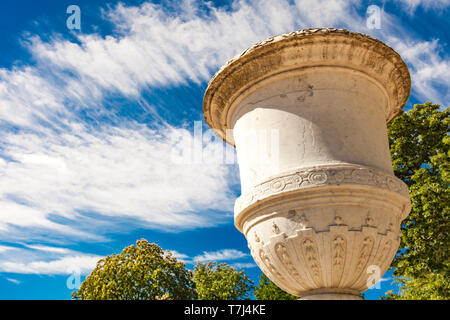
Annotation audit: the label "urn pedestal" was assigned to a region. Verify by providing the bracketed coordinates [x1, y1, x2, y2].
[203, 28, 411, 300]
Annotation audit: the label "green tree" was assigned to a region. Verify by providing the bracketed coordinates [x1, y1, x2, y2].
[254, 273, 297, 300]
[384, 102, 449, 300]
[72, 239, 197, 300]
[193, 262, 254, 300]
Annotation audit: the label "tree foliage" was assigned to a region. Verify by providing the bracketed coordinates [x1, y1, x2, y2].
[193, 262, 254, 300]
[384, 102, 449, 300]
[254, 273, 297, 300]
[72, 239, 197, 300]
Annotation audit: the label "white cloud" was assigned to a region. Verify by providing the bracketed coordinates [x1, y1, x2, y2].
[0, 0, 446, 130]
[0, 245, 254, 275]
[387, 37, 449, 106]
[25, 245, 71, 255]
[25, 0, 369, 108]
[193, 249, 248, 263]
[378, 277, 392, 283]
[230, 262, 258, 269]
[0, 201, 88, 237]
[0, 245, 255, 275]
[28, 1, 280, 100]
[0, 0, 448, 271]
[0, 244, 103, 276]
[167, 249, 190, 263]
[6, 278, 21, 284]
[0, 123, 236, 240]
[293, 0, 363, 28]
[0, 245, 16, 253]
[0, 254, 102, 275]
[6, 0, 443, 128]
[396, 0, 450, 13]
[0, 67, 67, 128]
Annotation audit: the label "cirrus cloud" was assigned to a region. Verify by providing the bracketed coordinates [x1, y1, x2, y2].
[0, 0, 447, 277]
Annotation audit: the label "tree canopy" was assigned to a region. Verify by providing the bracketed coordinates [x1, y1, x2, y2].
[73, 239, 197, 300]
[384, 102, 449, 300]
[193, 262, 254, 300]
[254, 274, 296, 300]
[73, 240, 254, 300]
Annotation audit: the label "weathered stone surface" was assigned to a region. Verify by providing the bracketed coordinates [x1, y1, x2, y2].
[203, 28, 411, 299]
[203, 28, 411, 145]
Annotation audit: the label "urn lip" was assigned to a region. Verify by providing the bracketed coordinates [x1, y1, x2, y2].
[203, 28, 411, 145]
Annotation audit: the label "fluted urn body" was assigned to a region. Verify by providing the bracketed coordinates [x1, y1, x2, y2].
[203, 28, 411, 300]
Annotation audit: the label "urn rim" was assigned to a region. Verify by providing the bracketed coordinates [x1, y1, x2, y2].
[203, 28, 411, 145]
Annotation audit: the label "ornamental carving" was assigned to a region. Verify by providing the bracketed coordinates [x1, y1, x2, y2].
[235, 164, 409, 214]
[248, 217, 401, 295]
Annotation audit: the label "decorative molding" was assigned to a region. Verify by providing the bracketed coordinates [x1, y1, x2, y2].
[248, 215, 400, 294]
[272, 222, 281, 235]
[334, 214, 344, 226]
[332, 235, 346, 269]
[274, 242, 305, 285]
[331, 235, 346, 286]
[355, 237, 375, 274]
[375, 239, 393, 268]
[254, 232, 260, 243]
[235, 164, 409, 214]
[302, 238, 322, 285]
[287, 209, 310, 230]
[258, 248, 285, 283]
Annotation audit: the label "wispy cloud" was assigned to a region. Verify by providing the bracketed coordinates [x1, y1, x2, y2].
[0, 123, 236, 242]
[24, 245, 72, 255]
[193, 249, 248, 263]
[0, 254, 102, 275]
[0, 0, 447, 276]
[0, 244, 102, 275]
[230, 262, 258, 269]
[168, 249, 190, 263]
[6, 278, 21, 285]
[0, 245, 252, 275]
[387, 37, 449, 106]
[396, 0, 450, 13]
[0, 245, 17, 253]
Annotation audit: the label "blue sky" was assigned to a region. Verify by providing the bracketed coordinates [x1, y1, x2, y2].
[0, 0, 448, 300]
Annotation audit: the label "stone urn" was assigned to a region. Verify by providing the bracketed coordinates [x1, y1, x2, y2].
[203, 28, 411, 300]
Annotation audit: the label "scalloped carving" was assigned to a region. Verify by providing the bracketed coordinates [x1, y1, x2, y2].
[248, 216, 401, 296]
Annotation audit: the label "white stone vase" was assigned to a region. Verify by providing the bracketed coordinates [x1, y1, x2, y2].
[203, 28, 411, 300]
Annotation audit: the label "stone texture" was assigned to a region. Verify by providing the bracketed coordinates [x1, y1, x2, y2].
[203, 28, 411, 300]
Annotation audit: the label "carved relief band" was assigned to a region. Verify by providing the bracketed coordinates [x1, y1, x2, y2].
[234, 164, 409, 215]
